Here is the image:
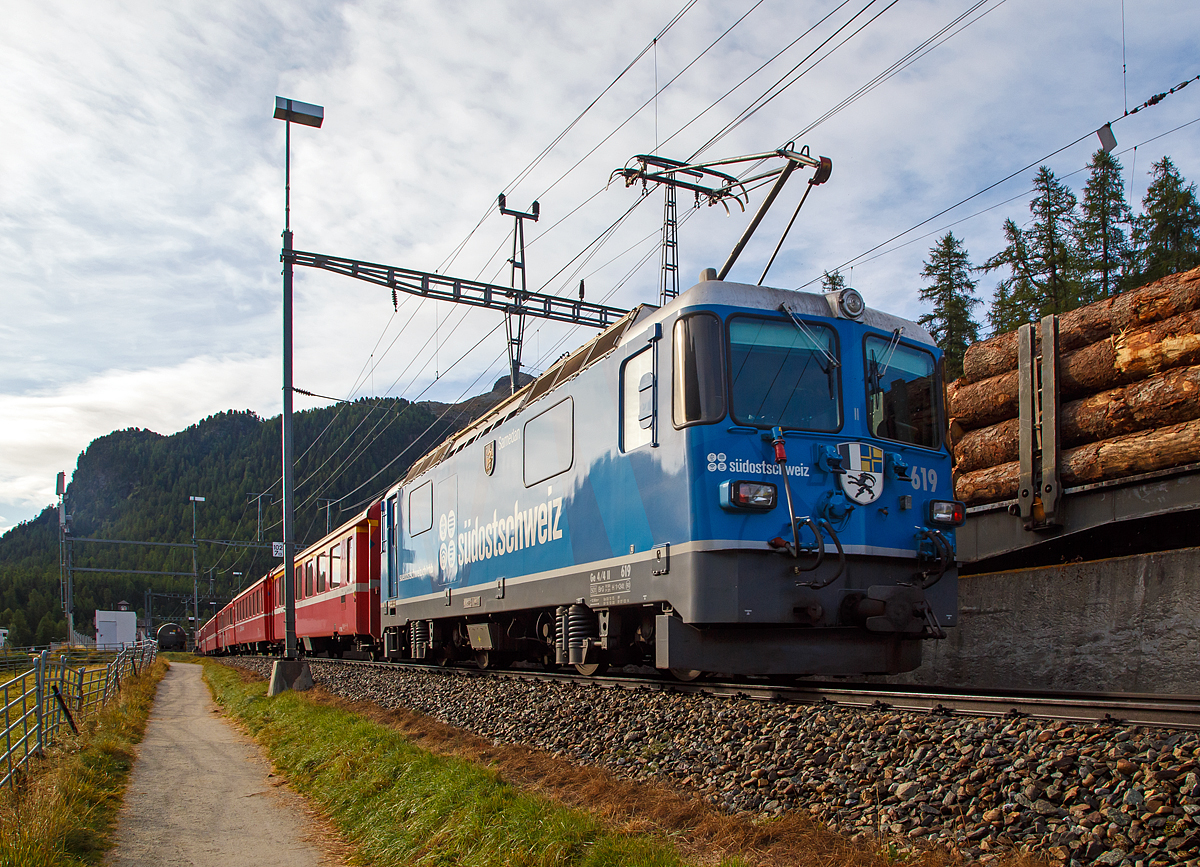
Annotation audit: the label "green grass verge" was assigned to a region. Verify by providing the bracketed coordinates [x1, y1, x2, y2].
[0, 656, 168, 867]
[202, 661, 726, 867]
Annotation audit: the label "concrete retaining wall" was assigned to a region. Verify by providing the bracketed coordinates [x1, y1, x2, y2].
[893, 546, 1200, 694]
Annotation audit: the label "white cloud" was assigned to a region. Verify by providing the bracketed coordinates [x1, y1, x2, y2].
[0, 355, 278, 532]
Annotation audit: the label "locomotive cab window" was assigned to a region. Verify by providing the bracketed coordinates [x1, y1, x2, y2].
[673, 313, 726, 427]
[621, 347, 655, 451]
[728, 316, 840, 431]
[864, 335, 939, 448]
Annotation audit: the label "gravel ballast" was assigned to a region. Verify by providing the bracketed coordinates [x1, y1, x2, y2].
[227, 658, 1200, 866]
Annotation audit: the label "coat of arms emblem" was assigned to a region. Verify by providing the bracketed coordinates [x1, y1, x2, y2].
[837, 442, 885, 505]
[483, 440, 496, 476]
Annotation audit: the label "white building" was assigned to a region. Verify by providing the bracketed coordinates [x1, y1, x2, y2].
[95, 609, 137, 648]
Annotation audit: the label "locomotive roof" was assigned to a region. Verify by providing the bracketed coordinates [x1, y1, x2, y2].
[398, 278, 934, 486]
[674, 279, 936, 347]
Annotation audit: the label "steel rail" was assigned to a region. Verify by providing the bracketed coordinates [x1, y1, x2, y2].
[280, 657, 1200, 730]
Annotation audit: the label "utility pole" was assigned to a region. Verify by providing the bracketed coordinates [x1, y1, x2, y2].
[247, 492, 275, 541]
[317, 498, 337, 535]
[57, 472, 75, 643]
[274, 95, 323, 664]
[660, 184, 680, 306]
[190, 496, 204, 648]
[497, 194, 539, 394]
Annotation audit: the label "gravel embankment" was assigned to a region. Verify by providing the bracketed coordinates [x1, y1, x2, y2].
[229, 658, 1200, 866]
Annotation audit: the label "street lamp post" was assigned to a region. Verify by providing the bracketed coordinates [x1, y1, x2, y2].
[273, 96, 323, 671]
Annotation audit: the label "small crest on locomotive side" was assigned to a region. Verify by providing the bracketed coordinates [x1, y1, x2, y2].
[483, 440, 496, 476]
[837, 442, 884, 505]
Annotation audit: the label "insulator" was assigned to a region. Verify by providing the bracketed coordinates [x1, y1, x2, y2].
[567, 603, 596, 666]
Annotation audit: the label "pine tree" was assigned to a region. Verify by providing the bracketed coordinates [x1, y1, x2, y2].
[983, 167, 1084, 333]
[1074, 149, 1132, 301]
[1026, 165, 1082, 314]
[1131, 156, 1200, 283]
[983, 219, 1040, 333]
[821, 269, 846, 292]
[918, 232, 980, 380]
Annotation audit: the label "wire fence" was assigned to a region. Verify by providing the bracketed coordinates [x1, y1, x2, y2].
[1, 641, 159, 788]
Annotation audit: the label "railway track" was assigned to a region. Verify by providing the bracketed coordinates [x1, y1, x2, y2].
[300, 656, 1200, 730]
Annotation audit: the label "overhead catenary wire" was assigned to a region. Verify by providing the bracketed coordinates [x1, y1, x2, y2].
[436, 0, 703, 277]
[832, 114, 1200, 276]
[800, 71, 1200, 288]
[691, 0, 899, 159]
[273, 2, 1138, 534]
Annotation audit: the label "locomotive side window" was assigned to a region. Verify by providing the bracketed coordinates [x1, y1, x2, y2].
[317, 553, 327, 593]
[330, 542, 341, 587]
[409, 481, 433, 536]
[523, 398, 574, 486]
[673, 313, 726, 427]
[864, 335, 939, 448]
[305, 561, 314, 598]
[728, 317, 840, 431]
[621, 348, 655, 452]
[346, 535, 355, 586]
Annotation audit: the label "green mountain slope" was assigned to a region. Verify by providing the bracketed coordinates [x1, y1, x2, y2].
[0, 384, 513, 645]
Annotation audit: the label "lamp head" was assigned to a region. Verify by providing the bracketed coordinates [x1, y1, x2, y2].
[274, 97, 324, 128]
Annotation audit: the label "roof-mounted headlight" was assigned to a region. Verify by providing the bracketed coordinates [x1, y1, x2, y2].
[823, 287, 865, 321]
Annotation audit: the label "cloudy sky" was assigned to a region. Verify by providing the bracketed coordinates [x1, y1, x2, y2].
[2, 0, 1197, 532]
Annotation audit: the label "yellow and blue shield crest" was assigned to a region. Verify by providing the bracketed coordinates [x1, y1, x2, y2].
[837, 442, 884, 505]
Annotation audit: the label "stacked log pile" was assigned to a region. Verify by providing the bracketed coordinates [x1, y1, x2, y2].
[950, 266, 1200, 505]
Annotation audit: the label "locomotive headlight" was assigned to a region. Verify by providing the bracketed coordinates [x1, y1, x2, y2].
[720, 480, 777, 511]
[838, 287, 865, 319]
[928, 499, 966, 526]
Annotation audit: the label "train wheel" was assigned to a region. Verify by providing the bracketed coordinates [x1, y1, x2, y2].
[573, 662, 607, 676]
[669, 668, 703, 682]
[475, 650, 492, 670]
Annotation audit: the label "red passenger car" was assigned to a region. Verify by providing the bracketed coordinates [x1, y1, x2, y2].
[271, 502, 381, 658]
[198, 502, 381, 658]
[196, 615, 218, 655]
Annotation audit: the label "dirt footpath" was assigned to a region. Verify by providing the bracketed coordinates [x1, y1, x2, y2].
[105, 662, 343, 867]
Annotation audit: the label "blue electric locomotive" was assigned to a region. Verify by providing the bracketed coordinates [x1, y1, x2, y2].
[378, 274, 961, 677]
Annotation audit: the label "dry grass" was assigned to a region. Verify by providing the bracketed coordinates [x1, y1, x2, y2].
[249, 668, 1049, 867]
[0, 656, 168, 866]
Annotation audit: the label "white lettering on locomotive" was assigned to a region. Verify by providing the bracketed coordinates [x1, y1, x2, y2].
[447, 494, 565, 567]
[717, 457, 811, 477]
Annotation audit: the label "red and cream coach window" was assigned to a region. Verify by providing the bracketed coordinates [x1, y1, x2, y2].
[330, 541, 341, 588]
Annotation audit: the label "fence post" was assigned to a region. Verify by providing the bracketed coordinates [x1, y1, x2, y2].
[76, 666, 85, 712]
[34, 650, 46, 756]
[101, 658, 113, 705]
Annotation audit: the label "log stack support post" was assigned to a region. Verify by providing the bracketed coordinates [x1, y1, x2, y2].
[1015, 315, 1062, 529]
